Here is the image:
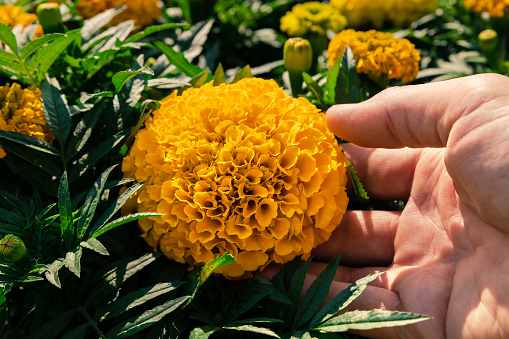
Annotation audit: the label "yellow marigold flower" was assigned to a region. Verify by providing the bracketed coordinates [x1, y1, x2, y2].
[327, 29, 420, 83]
[122, 78, 349, 279]
[0, 4, 43, 37]
[280, 2, 347, 37]
[330, 0, 437, 29]
[53, 0, 161, 27]
[463, 0, 509, 17]
[0, 83, 54, 158]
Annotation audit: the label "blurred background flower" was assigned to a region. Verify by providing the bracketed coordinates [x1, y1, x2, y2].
[0, 4, 43, 37]
[328, 29, 421, 85]
[0, 83, 54, 159]
[122, 78, 349, 279]
[463, 0, 509, 17]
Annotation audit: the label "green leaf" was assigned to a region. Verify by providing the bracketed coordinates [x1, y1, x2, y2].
[41, 76, 72, 147]
[107, 296, 190, 338]
[91, 212, 163, 238]
[65, 104, 100, 159]
[310, 272, 385, 327]
[81, 7, 125, 41]
[270, 255, 302, 293]
[61, 323, 89, 339]
[289, 331, 312, 339]
[0, 130, 60, 155]
[324, 59, 340, 105]
[195, 253, 235, 289]
[293, 256, 342, 329]
[287, 257, 312, 306]
[68, 130, 128, 183]
[250, 278, 292, 305]
[77, 165, 117, 240]
[84, 253, 161, 307]
[190, 327, 216, 339]
[230, 65, 253, 84]
[80, 238, 108, 256]
[153, 40, 204, 78]
[20, 34, 65, 61]
[0, 23, 18, 54]
[112, 67, 154, 92]
[347, 158, 369, 201]
[87, 181, 146, 236]
[315, 309, 431, 333]
[5, 157, 58, 196]
[63, 246, 83, 278]
[222, 325, 280, 338]
[26, 310, 75, 339]
[43, 258, 64, 288]
[96, 281, 185, 322]
[335, 47, 362, 104]
[0, 49, 17, 60]
[124, 23, 188, 44]
[79, 91, 114, 104]
[58, 172, 74, 250]
[302, 72, 327, 110]
[213, 63, 225, 86]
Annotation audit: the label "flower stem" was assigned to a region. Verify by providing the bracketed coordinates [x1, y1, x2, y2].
[70, 294, 109, 339]
[288, 70, 304, 98]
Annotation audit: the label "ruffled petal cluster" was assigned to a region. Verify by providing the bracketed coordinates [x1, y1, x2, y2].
[327, 29, 420, 83]
[65, 0, 161, 27]
[122, 78, 349, 279]
[463, 0, 509, 17]
[0, 83, 54, 158]
[280, 2, 347, 37]
[330, 0, 437, 29]
[0, 4, 43, 37]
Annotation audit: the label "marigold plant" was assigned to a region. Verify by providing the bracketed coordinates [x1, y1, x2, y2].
[463, 0, 509, 17]
[328, 29, 421, 83]
[330, 0, 437, 29]
[56, 0, 161, 27]
[122, 78, 349, 279]
[0, 83, 54, 159]
[0, 4, 42, 37]
[280, 1, 347, 37]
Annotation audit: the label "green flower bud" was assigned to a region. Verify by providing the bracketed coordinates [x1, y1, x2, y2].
[0, 235, 27, 262]
[37, 3, 64, 34]
[284, 37, 313, 73]
[478, 29, 499, 53]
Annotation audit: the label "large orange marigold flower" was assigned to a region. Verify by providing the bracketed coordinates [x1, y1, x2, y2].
[328, 29, 420, 83]
[463, 0, 509, 17]
[0, 83, 54, 158]
[121, 78, 349, 279]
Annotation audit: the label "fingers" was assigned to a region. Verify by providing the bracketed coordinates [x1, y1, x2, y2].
[343, 143, 420, 200]
[313, 210, 398, 267]
[326, 73, 509, 149]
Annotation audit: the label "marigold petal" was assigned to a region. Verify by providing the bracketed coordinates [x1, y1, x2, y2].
[236, 251, 269, 271]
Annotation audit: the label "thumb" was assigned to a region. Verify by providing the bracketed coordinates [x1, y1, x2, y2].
[325, 74, 509, 149]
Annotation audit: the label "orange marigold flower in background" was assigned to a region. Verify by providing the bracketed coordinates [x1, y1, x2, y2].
[73, 0, 161, 27]
[327, 29, 420, 83]
[0, 83, 54, 158]
[0, 4, 43, 37]
[122, 78, 349, 279]
[463, 0, 509, 17]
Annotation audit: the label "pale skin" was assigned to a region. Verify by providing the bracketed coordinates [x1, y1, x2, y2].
[263, 73, 509, 338]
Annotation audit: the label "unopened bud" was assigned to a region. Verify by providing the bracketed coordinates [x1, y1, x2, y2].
[478, 29, 498, 53]
[0, 234, 27, 262]
[37, 3, 64, 34]
[284, 38, 313, 73]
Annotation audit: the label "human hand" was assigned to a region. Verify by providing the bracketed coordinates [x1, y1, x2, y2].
[307, 73, 509, 339]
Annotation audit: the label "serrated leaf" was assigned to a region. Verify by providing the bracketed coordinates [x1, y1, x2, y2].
[43, 258, 64, 288]
[107, 295, 190, 338]
[270, 255, 302, 293]
[76, 165, 117, 240]
[41, 76, 72, 147]
[222, 325, 280, 338]
[198, 253, 235, 288]
[315, 309, 430, 332]
[293, 256, 342, 329]
[0, 130, 59, 155]
[81, 7, 125, 41]
[112, 67, 154, 92]
[230, 65, 253, 84]
[153, 40, 204, 78]
[0, 23, 18, 54]
[190, 327, 217, 339]
[68, 130, 128, 183]
[302, 72, 327, 110]
[20, 34, 65, 60]
[84, 253, 161, 307]
[91, 212, 163, 238]
[0, 49, 16, 60]
[324, 59, 340, 105]
[251, 278, 293, 305]
[96, 281, 185, 322]
[58, 172, 74, 250]
[97, 21, 134, 53]
[335, 47, 362, 104]
[80, 238, 108, 256]
[310, 272, 385, 327]
[87, 181, 145, 236]
[65, 104, 100, 159]
[213, 63, 225, 86]
[347, 158, 369, 201]
[63, 247, 82, 278]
